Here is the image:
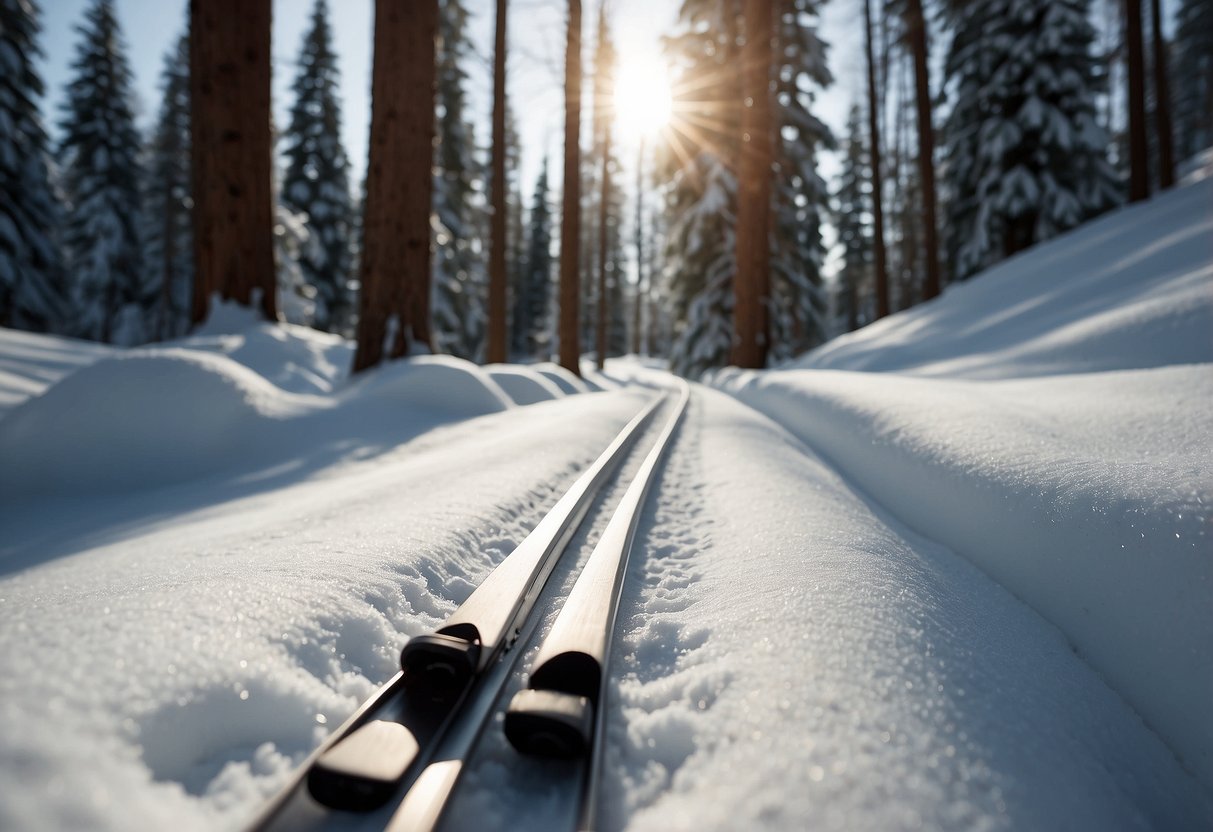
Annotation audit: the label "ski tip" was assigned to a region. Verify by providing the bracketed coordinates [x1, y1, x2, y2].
[504, 689, 593, 758]
[307, 720, 420, 811]
[401, 632, 482, 703]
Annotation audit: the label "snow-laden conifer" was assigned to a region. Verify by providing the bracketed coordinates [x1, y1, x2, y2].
[0, 0, 67, 333]
[512, 162, 552, 359]
[833, 105, 873, 333]
[1173, 0, 1213, 162]
[942, 0, 1121, 278]
[281, 0, 354, 334]
[59, 0, 146, 344]
[141, 34, 192, 341]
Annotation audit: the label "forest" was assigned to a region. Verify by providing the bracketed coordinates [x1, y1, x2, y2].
[2, 0, 1208, 376]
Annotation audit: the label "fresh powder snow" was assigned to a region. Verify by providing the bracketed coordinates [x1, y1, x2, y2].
[0, 172, 1210, 831]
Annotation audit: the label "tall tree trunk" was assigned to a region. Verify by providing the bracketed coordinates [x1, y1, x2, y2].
[733, 0, 772, 369]
[596, 124, 611, 370]
[903, 0, 940, 302]
[1125, 0, 1150, 201]
[1149, 0, 1175, 189]
[487, 0, 508, 363]
[159, 191, 177, 339]
[353, 0, 437, 373]
[559, 0, 582, 376]
[189, 0, 275, 325]
[864, 0, 889, 320]
[632, 137, 645, 356]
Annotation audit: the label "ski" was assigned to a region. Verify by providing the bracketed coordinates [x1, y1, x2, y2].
[247, 392, 664, 831]
[503, 380, 691, 830]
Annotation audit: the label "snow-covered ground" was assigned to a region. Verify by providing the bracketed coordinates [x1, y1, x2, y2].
[1, 174, 1210, 830]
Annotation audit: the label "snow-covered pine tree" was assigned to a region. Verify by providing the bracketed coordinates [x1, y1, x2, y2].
[1172, 0, 1213, 162]
[141, 33, 192, 341]
[833, 104, 873, 333]
[942, 0, 1122, 279]
[660, 0, 741, 376]
[59, 0, 146, 344]
[281, 0, 354, 333]
[431, 0, 486, 361]
[0, 0, 68, 333]
[513, 161, 553, 359]
[769, 0, 833, 361]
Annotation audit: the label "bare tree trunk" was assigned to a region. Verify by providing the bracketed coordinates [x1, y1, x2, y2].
[487, 0, 509, 363]
[632, 137, 645, 356]
[596, 124, 611, 370]
[1125, 0, 1150, 201]
[864, 0, 889, 320]
[1149, 0, 1175, 189]
[733, 0, 772, 369]
[189, 0, 275, 325]
[903, 0, 941, 302]
[559, 0, 582, 376]
[353, 0, 437, 373]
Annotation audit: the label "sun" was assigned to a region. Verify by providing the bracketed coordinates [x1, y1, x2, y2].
[612, 52, 673, 141]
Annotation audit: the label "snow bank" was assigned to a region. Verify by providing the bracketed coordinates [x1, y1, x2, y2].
[0, 349, 513, 499]
[179, 322, 352, 395]
[799, 174, 1213, 379]
[483, 364, 566, 405]
[712, 365, 1213, 785]
[531, 361, 593, 395]
[0, 327, 112, 417]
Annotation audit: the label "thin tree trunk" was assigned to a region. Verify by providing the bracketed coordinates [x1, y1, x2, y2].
[487, 0, 509, 363]
[1125, 0, 1150, 201]
[160, 190, 177, 339]
[1149, 0, 1175, 189]
[632, 137, 644, 356]
[903, 0, 940, 302]
[864, 0, 889, 320]
[596, 125, 611, 369]
[733, 0, 772, 369]
[189, 0, 275, 325]
[559, 0, 582, 376]
[353, 0, 437, 373]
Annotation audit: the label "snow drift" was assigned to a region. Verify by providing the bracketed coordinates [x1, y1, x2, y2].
[711, 174, 1213, 785]
[484, 364, 566, 405]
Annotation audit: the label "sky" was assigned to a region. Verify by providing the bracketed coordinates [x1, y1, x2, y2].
[38, 0, 865, 277]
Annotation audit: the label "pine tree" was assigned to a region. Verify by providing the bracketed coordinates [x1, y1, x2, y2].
[768, 0, 833, 361]
[558, 0, 582, 375]
[1173, 0, 1213, 162]
[432, 0, 486, 360]
[281, 0, 354, 334]
[0, 0, 68, 333]
[59, 0, 146, 344]
[942, 0, 1122, 279]
[141, 33, 192, 341]
[833, 105, 872, 333]
[513, 162, 553, 358]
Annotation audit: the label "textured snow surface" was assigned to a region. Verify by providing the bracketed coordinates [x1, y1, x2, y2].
[483, 363, 566, 405]
[797, 173, 1213, 379]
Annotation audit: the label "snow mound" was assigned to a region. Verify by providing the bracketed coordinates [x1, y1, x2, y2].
[530, 362, 592, 395]
[349, 355, 513, 416]
[0, 349, 319, 497]
[0, 327, 114, 418]
[799, 175, 1213, 379]
[180, 321, 352, 395]
[483, 364, 566, 405]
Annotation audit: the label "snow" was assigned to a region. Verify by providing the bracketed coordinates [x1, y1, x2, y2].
[1, 173, 1211, 829]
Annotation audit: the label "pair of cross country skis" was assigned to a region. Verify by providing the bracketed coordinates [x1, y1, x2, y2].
[249, 380, 691, 832]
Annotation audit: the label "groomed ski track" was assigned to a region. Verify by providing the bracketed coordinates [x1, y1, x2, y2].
[0, 377, 1207, 830]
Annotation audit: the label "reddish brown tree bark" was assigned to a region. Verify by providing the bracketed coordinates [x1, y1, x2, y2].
[632, 138, 645, 356]
[903, 0, 940, 302]
[732, 0, 773, 369]
[487, 0, 509, 363]
[558, 0, 583, 376]
[1149, 0, 1175, 189]
[189, 0, 275, 324]
[865, 0, 889, 320]
[353, 0, 437, 373]
[1125, 0, 1150, 202]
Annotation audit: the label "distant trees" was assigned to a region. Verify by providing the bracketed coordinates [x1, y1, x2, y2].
[834, 105, 873, 333]
[0, 0, 67, 333]
[142, 34, 192, 341]
[60, 0, 149, 344]
[281, 0, 355, 334]
[512, 162, 553, 359]
[1173, 0, 1213, 163]
[189, 0, 276, 324]
[353, 0, 438, 372]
